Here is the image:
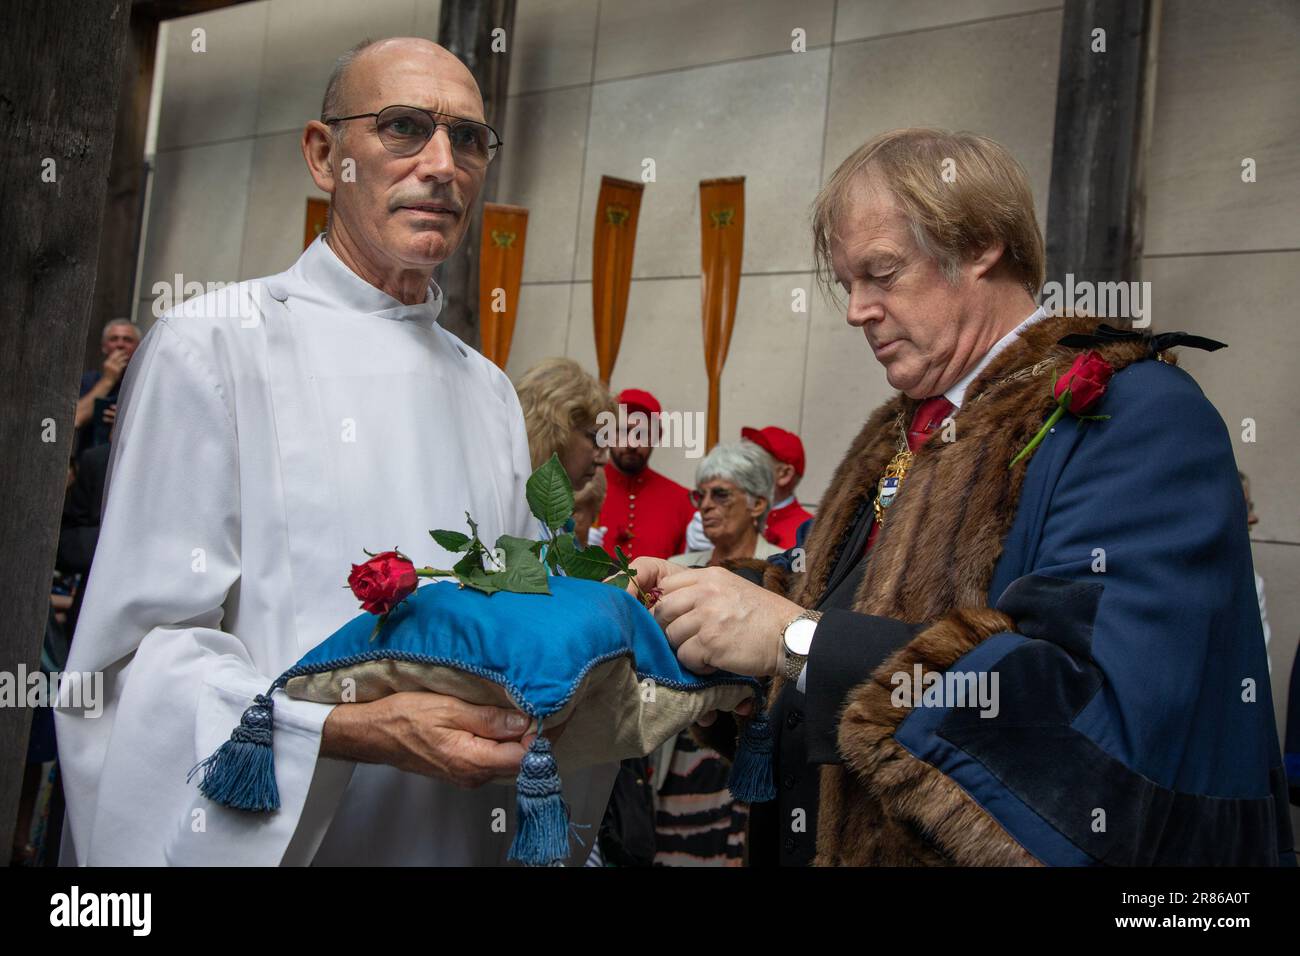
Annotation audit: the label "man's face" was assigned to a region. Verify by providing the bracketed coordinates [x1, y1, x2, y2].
[610, 407, 655, 474]
[611, 442, 652, 475]
[326, 45, 486, 270]
[102, 326, 140, 361]
[830, 175, 978, 399]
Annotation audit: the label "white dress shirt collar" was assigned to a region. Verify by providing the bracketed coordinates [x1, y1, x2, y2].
[944, 306, 1048, 408]
[291, 234, 444, 329]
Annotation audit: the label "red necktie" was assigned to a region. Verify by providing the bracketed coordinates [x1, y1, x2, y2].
[863, 396, 955, 554]
[906, 395, 955, 452]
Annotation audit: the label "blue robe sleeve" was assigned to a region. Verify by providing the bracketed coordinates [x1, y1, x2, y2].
[891, 360, 1294, 866]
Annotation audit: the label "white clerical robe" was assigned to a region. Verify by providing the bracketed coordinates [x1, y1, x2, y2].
[55, 237, 616, 865]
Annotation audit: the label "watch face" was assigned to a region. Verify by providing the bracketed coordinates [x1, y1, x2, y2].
[784, 617, 817, 657]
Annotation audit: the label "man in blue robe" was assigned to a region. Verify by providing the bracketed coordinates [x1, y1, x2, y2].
[632, 128, 1293, 866]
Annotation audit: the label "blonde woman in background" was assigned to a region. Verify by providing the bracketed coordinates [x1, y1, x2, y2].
[515, 356, 613, 497]
[515, 357, 619, 866]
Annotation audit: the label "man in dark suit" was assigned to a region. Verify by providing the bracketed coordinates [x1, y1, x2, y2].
[74, 319, 139, 457]
[630, 128, 1292, 867]
[58, 442, 111, 641]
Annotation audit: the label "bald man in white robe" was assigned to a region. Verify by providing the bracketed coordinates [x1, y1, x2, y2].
[55, 38, 615, 865]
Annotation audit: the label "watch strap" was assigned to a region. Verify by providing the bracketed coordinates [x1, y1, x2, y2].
[781, 609, 823, 682]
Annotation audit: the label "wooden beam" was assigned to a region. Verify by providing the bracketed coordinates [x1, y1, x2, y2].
[0, 0, 131, 855]
[85, 0, 260, 373]
[84, 14, 158, 367]
[436, 0, 517, 350]
[1044, 0, 1161, 288]
[131, 0, 259, 19]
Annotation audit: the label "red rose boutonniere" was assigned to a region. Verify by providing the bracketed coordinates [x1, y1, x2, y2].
[1009, 351, 1114, 468]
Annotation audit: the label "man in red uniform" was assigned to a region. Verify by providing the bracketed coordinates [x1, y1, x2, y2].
[597, 388, 695, 560]
[740, 425, 814, 549]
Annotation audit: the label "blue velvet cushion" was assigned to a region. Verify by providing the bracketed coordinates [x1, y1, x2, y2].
[290, 576, 744, 717]
[191, 575, 772, 865]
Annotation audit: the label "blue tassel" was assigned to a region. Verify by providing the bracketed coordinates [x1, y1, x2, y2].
[728, 705, 776, 803]
[508, 732, 570, 866]
[188, 692, 280, 812]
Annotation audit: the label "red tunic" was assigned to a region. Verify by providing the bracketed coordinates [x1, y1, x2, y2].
[763, 498, 814, 550]
[598, 462, 695, 560]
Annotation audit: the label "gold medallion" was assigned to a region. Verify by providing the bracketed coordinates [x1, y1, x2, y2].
[873, 448, 913, 527]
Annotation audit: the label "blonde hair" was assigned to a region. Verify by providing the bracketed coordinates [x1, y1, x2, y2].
[515, 357, 613, 470]
[812, 128, 1044, 298]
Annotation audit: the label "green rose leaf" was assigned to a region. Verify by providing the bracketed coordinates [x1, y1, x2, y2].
[452, 549, 484, 576]
[456, 564, 505, 595]
[613, 545, 637, 577]
[493, 534, 550, 594]
[526, 453, 575, 532]
[554, 538, 616, 581]
[430, 529, 472, 552]
[450, 549, 497, 593]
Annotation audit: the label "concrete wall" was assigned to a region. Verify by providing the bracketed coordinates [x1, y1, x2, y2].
[1138, 1, 1300, 827]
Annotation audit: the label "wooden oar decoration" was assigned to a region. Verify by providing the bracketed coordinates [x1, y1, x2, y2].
[591, 176, 644, 387]
[699, 177, 745, 451]
[303, 198, 329, 249]
[478, 203, 529, 370]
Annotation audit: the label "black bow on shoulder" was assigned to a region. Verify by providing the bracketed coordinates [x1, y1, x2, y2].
[1057, 323, 1227, 356]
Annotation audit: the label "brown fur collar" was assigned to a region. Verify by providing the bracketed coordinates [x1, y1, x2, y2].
[784, 313, 1152, 865]
[826, 606, 1037, 865]
[790, 313, 1149, 619]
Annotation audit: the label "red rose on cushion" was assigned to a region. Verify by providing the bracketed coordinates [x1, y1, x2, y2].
[1053, 350, 1114, 414]
[348, 550, 418, 615]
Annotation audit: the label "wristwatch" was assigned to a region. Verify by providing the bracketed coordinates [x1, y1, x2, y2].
[780, 609, 823, 682]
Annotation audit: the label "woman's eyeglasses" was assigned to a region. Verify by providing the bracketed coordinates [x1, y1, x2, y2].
[690, 487, 737, 508]
[324, 105, 502, 169]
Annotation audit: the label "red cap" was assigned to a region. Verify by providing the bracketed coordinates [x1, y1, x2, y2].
[741, 426, 805, 476]
[616, 388, 662, 418]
